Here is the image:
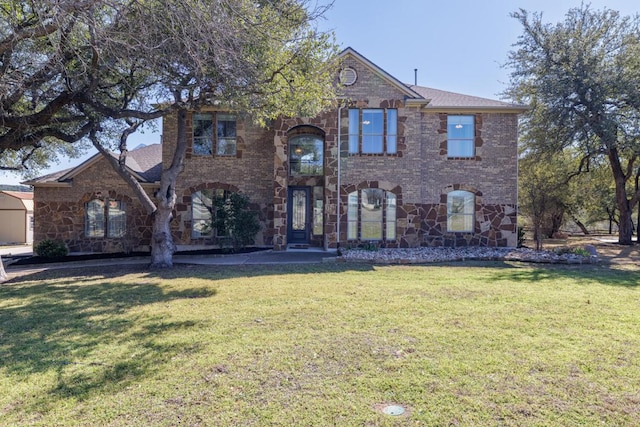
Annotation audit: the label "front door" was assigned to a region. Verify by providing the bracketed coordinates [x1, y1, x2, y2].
[287, 187, 311, 244]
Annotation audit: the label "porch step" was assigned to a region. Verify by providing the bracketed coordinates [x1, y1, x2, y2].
[288, 244, 310, 250]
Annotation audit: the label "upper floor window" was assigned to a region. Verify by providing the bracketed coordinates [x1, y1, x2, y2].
[193, 113, 237, 156]
[447, 115, 475, 158]
[216, 114, 237, 156]
[347, 189, 396, 241]
[348, 109, 397, 154]
[289, 135, 324, 176]
[85, 199, 126, 238]
[447, 190, 475, 232]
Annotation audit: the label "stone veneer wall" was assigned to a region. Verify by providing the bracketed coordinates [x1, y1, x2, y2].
[271, 112, 339, 250]
[33, 158, 156, 253]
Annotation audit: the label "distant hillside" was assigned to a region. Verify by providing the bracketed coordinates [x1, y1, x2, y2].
[0, 184, 32, 192]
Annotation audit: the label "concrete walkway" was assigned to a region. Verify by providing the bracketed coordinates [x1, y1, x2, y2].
[2, 248, 338, 281]
[0, 244, 32, 257]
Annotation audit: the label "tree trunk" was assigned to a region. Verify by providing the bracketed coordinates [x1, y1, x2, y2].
[636, 167, 640, 243]
[608, 148, 634, 245]
[95, 106, 188, 269]
[0, 255, 7, 283]
[149, 107, 189, 268]
[572, 216, 590, 235]
[150, 205, 177, 268]
[637, 200, 640, 243]
[606, 207, 615, 234]
[533, 212, 543, 251]
[549, 208, 564, 238]
[618, 202, 634, 245]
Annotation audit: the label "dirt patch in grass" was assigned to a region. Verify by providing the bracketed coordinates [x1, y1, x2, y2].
[541, 236, 640, 265]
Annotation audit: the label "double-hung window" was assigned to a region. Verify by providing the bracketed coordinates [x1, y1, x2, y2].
[447, 115, 475, 158]
[193, 113, 237, 156]
[348, 109, 397, 154]
[85, 199, 126, 238]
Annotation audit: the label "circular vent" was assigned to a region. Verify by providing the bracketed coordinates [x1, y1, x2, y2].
[339, 67, 357, 86]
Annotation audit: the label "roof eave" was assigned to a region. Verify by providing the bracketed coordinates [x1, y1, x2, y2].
[140, 182, 161, 188]
[422, 105, 529, 114]
[23, 181, 73, 188]
[404, 98, 431, 107]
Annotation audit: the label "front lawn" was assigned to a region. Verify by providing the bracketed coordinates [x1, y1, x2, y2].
[1, 262, 639, 426]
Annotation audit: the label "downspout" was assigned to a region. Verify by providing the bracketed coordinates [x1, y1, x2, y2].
[336, 104, 344, 252]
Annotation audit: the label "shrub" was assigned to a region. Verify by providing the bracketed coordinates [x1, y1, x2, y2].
[553, 246, 590, 257]
[34, 239, 68, 258]
[517, 226, 526, 248]
[572, 247, 590, 257]
[213, 193, 260, 250]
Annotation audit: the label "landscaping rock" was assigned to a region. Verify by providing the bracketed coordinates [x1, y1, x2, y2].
[338, 247, 596, 264]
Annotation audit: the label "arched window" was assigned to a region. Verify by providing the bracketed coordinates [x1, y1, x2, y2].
[347, 189, 396, 241]
[85, 199, 126, 238]
[191, 189, 231, 238]
[289, 134, 323, 176]
[447, 190, 475, 232]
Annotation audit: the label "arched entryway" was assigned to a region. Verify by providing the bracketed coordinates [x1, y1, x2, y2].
[286, 126, 325, 247]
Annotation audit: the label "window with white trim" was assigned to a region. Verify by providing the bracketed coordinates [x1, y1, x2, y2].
[447, 115, 475, 158]
[447, 190, 475, 232]
[348, 109, 397, 154]
[347, 189, 396, 241]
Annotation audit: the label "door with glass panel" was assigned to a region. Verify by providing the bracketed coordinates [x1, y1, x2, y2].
[287, 187, 310, 244]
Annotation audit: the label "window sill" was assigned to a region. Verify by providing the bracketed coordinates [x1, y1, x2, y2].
[347, 153, 398, 157]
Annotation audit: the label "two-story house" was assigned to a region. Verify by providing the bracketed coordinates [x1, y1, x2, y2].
[28, 48, 525, 253]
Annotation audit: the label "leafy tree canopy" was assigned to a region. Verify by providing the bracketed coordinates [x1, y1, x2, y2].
[506, 4, 640, 244]
[0, 0, 338, 173]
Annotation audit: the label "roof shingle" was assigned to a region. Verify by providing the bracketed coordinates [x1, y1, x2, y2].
[408, 85, 526, 110]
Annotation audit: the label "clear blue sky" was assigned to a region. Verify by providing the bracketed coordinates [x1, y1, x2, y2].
[2, 0, 637, 186]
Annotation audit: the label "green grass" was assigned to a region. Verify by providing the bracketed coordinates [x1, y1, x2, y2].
[1, 262, 639, 426]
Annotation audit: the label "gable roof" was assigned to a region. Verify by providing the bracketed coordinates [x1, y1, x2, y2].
[25, 144, 162, 187]
[339, 47, 426, 103]
[339, 46, 526, 112]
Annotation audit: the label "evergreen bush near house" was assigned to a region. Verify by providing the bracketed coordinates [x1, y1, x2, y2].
[213, 193, 260, 251]
[34, 239, 68, 258]
[517, 226, 526, 248]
